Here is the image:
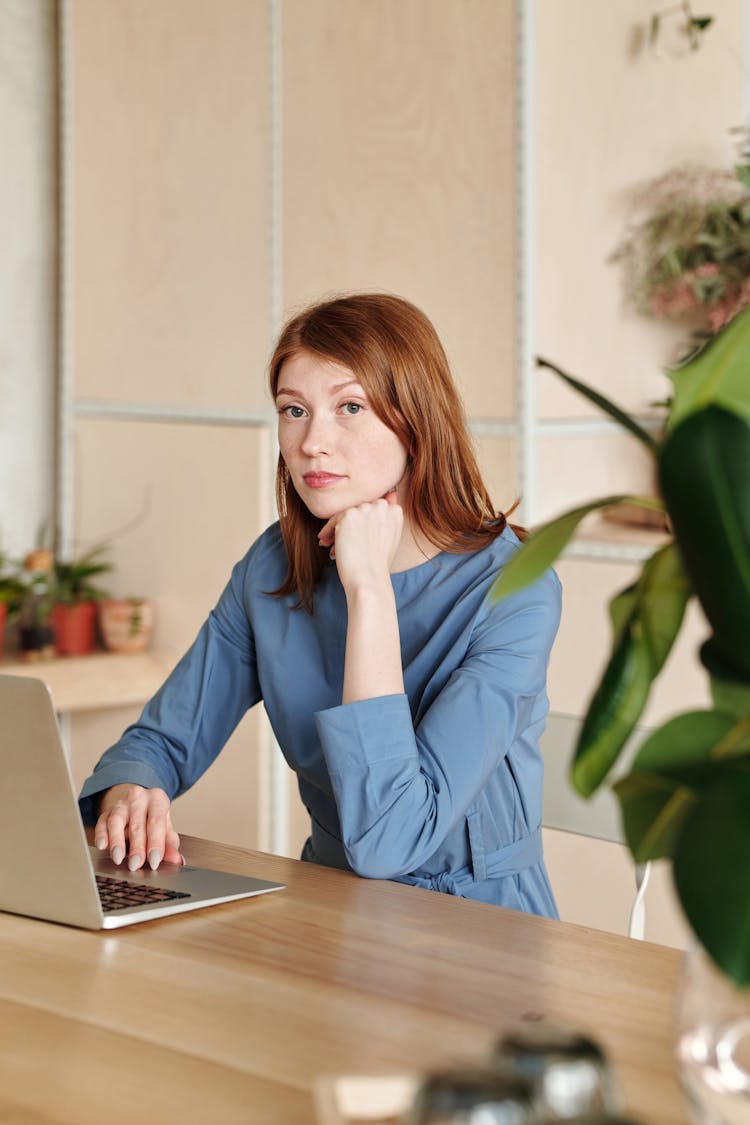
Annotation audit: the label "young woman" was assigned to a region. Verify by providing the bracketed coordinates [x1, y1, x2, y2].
[80, 293, 562, 918]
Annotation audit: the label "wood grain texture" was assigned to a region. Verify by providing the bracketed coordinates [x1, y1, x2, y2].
[0, 836, 688, 1123]
[282, 0, 517, 421]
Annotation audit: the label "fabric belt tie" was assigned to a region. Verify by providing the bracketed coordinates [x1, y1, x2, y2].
[306, 816, 543, 898]
[395, 826, 543, 897]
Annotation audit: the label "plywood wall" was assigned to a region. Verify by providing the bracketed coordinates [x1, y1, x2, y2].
[66, 0, 518, 852]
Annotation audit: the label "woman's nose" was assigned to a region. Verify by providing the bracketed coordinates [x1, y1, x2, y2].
[300, 413, 333, 456]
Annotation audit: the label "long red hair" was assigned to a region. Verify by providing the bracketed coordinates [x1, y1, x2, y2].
[269, 293, 521, 611]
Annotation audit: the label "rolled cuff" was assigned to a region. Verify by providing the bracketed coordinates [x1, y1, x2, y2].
[78, 760, 169, 825]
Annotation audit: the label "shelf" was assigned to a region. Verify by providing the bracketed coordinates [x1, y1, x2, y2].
[0, 650, 178, 713]
[563, 515, 670, 564]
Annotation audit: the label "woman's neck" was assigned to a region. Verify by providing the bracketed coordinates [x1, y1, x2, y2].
[390, 519, 441, 574]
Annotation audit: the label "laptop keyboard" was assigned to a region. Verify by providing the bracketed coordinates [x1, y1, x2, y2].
[96, 873, 191, 912]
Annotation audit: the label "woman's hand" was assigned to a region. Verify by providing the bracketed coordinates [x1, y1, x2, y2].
[319, 491, 405, 704]
[94, 784, 183, 871]
[318, 490, 403, 595]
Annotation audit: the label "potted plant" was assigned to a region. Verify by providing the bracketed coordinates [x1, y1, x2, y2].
[52, 544, 112, 656]
[98, 596, 154, 654]
[491, 308, 750, 1115]
[0, 545, 23, 660]
[17, 547, 57, 661]
[613, 134, 750, 348]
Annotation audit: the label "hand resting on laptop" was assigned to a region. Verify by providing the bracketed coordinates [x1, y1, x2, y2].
[95, 784, 183, 872]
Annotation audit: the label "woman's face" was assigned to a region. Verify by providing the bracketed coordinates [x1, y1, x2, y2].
[275, 351, 409, 521]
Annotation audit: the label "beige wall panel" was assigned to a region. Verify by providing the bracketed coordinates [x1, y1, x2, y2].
[68, 418, 272, 849]
[70, 706, 264, 851]
[535, 432, 655, 524]
[1, 0, 57, 558]
[71, 418, 270, 652]
[535, 0, 744, 418]
[548, 557, 711, 726]
[72, 0, 270, 412]
[282, 0, 516, 419]
[473, 435, 518, 514]
[543, 829, 690, 948]
[69, 705, 144, 794]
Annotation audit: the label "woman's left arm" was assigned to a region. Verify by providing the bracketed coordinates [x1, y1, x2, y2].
[316, 570, 562, 880]
[321, 493, 406, 704]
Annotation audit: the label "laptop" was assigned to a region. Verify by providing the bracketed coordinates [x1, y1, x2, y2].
[0, 674, 284, 929]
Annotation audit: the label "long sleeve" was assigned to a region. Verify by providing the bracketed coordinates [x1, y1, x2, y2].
[314, 571, 561, 879]
[78, 550, 261, 824]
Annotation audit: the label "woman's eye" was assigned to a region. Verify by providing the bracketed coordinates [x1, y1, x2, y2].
[279, 404, 306, 418]
[340, 402, 363, 415]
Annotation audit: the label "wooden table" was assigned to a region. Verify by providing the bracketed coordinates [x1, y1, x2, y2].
[0, 836, 688, 1124]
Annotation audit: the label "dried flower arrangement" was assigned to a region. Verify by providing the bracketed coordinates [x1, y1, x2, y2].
[614, 132, 750, 342]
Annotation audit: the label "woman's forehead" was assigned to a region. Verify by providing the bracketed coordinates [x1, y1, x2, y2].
[276, 350, 362, 393]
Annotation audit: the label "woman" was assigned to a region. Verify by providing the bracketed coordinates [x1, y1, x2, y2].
[80, 293, 562, 917]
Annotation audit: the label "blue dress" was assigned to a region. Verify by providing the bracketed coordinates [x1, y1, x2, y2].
[79, 522, 562, 918]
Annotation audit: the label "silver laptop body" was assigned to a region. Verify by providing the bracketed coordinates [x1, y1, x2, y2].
[0, 674, 284, 929]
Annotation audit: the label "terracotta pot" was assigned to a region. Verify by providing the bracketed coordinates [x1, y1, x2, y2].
[53, 601, 98, 656]
[99, 598, 154, 653]
[0, 602, 7, 659]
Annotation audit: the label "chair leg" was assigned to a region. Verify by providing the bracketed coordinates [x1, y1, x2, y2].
[628, 861, 651, 940]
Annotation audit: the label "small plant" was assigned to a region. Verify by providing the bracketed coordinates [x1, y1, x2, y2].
[0, 543, 23, 616]
[648, 2, 714, 52]
[53, 544, 112, 605]
[614, 139, 750, 344]
[18, 546, 57, 658]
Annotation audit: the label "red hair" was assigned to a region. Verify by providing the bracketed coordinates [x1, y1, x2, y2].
[269, 293, 521, 611]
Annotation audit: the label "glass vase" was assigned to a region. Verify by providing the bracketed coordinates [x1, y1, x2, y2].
[675, 942, 750, 1124]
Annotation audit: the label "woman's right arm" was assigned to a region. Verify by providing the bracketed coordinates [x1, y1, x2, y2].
[80, 551, 261, 870]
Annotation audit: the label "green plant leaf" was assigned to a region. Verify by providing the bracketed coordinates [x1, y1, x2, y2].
[673, 771, 750, 985]
[630, 710, 750, 786]
[710, 676, 750, 723]
[608, 583, 638, 642]
[633, 542, 691, 674]
[659, 407, 750, 680]
[490, 495, 661, 601]
[571, 618, 655, 798]
[667, 305, 750, 428]
[614, 771, 697, 862]
[537, 357, 661, 454]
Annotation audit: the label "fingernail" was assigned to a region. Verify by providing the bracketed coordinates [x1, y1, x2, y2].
[111, 846, 124, 865]
[127, 854, 142, 872]
[95, 836, 107, 850]
[148, 849, 162, 871]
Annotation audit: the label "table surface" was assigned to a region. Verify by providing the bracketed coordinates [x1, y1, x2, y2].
[0, 835, 689, 1124]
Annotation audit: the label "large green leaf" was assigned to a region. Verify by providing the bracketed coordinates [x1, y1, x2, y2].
[630, 710, 750, 787]
[659, 407, 750, 679]
[701, 639, 750, 720]
[614, 771, 697, 862]
[673, 770, 750, 985]
[632, 543, 691, 674]
[537, 357, 661, 454]
[490, 496, 661, 601]
[668, 305, 750, 428]
[608, 583, 638, 643]
[571, 618, 655, 798]
[570, 544, 689, 798]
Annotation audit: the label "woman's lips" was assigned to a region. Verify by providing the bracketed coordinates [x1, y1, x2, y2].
[302, 472, 344, 489]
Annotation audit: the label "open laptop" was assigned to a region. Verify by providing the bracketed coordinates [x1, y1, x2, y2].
[0, 674, 284, 929]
